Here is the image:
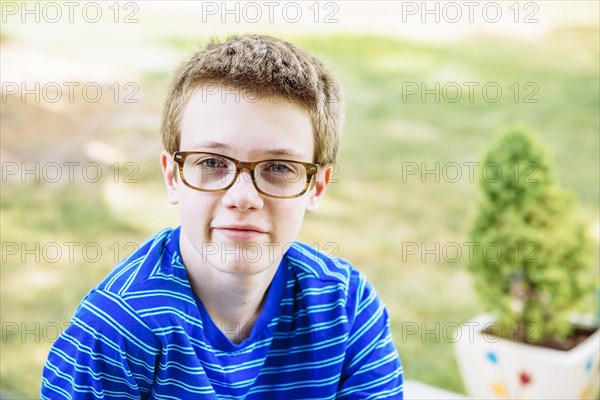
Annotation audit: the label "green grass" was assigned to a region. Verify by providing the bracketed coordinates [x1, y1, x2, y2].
[1, 26, 599, 397]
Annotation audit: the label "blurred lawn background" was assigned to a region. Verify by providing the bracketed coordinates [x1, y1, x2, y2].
[1, 1, 599, 398]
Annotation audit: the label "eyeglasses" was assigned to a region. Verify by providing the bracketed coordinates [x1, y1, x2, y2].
[172, 151, 319, 199]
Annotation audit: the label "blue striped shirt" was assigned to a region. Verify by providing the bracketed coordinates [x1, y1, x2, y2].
[41, 227, 403, 399]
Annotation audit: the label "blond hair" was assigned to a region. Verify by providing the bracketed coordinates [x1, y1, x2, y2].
[160, 34, 345, 165]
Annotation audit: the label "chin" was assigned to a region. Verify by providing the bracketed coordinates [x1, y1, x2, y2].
[205, 245, 273, 273]
[214, 260, 273, 276]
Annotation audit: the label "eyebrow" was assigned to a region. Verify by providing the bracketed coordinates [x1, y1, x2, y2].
[186, 141, 308, 160]
[188, 141, 229, 152]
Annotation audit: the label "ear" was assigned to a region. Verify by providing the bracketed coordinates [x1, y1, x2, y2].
[305, 164, 333, 214]
[160, 150, 179, 204]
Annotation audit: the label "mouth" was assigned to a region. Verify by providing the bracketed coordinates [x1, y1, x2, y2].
[211, 225, 268, 240]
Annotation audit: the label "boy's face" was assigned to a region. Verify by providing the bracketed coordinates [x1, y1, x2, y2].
[161, 85, 331, 276]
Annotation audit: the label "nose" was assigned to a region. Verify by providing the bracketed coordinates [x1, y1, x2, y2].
[220, 170, 264, 212]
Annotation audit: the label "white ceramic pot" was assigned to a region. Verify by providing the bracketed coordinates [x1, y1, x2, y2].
[453, 314, 599, 399]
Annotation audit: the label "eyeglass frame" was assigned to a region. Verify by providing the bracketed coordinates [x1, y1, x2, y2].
[172, 151, 320, 199]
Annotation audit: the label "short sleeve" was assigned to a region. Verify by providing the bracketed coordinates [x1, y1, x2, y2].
[41, 290, 160, 400]
[337, 271, 403, 399]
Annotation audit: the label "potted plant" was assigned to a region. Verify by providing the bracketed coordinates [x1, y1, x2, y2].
[454, 125, 599, 399]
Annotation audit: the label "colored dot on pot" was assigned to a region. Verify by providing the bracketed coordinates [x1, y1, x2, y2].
[491, 382, 508, 398]
[486, 351, 498, 364]
[519, 371, 532, 385]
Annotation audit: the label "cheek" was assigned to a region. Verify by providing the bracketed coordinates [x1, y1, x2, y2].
[270, 200, 307, 241]
[178, 192, 214, 234]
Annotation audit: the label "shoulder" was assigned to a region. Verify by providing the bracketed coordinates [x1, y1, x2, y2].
[96, 227, 180, 295]
[65, 227, 184, 344]
[74, 227, 193, 332]
[286, 241, 352, 280]
[285, 241, 370, 301]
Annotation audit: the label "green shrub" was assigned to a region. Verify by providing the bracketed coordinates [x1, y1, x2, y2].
[470, 125, 594, 343]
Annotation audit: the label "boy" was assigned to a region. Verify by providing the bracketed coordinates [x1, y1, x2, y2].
[41, 34, 403, 399]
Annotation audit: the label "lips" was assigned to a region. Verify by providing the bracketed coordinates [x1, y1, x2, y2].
[213, 224, 266, 233]
[211, 224, 268, 240]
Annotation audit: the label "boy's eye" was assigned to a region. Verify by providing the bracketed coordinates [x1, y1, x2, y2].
[263, 162, 295, 174]
[195, 157, 229, 169]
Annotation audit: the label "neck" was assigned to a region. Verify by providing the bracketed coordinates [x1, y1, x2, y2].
[179, 232, 280, 344]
